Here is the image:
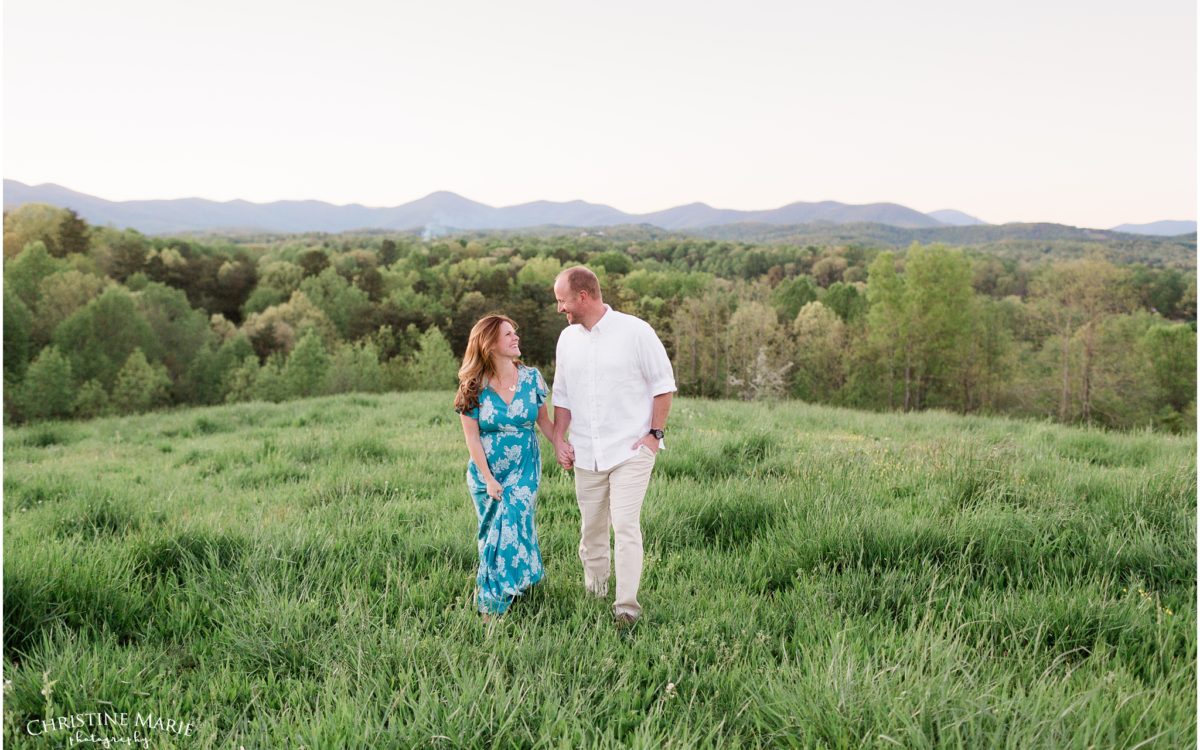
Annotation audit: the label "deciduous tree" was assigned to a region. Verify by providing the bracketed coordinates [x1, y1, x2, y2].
[283, 328, 331, 398]
[792, 301, 846, 402]
[52, 287, 158, 391]
[17, 346, 75, 420]
[111, 348, 171, 414]
[406, 326, 458, 390]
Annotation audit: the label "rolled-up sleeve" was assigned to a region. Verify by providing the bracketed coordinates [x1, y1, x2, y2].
[552, 335, 571, 410]
[636, 323, 677, 396]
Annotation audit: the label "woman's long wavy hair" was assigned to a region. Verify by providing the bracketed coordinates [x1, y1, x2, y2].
[454, 314, 520, 414]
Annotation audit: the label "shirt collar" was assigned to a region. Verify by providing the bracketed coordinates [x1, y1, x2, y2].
[586, 304, 614, 333]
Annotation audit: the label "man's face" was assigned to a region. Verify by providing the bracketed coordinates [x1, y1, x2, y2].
[554, 279, 583, 324]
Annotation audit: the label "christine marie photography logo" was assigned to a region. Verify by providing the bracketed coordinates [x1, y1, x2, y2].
[25, 710, 197, 747]
[4, 672, 198, 747]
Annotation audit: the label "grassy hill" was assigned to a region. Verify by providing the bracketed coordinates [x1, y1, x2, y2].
[3, 394, 1195, 747]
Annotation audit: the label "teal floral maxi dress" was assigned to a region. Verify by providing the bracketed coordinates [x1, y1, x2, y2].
[460, 365, 547, 614]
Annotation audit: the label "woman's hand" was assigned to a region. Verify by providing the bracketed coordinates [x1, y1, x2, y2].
[485, 476, 504, 502]
[554, 439, 575, 470]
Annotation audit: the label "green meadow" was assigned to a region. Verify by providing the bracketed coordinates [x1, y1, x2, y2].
[2, 394, 1195, 748]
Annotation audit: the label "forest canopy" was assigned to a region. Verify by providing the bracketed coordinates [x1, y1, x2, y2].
[4, 203, 1195, 432]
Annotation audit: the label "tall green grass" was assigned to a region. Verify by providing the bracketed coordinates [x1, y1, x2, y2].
[3, 394, 1195, 748]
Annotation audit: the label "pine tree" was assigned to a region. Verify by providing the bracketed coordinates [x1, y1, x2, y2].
[380, 239, 400, 267]
[57, 209, 91, 256]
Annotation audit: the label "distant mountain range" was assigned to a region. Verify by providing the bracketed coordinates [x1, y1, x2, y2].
[927, 209, 989, 227]
[3, 179, 1193, 238]
[1109, 220, 1198, 237]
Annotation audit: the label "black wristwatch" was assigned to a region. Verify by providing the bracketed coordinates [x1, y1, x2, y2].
[649, 428, 665, 440]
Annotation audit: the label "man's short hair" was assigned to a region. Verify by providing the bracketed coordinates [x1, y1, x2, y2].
[559, 266, 602, 300]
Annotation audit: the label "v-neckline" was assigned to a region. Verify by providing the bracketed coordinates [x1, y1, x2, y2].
[487, 369, 520, 407]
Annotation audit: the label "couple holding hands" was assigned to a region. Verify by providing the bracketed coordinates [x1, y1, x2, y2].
[454, 266, 676, 626]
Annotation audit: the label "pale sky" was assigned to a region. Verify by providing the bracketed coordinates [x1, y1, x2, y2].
[4, 0, 1196, 228]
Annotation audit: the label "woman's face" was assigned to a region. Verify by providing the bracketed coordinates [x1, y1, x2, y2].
[492, 321, 520, 360]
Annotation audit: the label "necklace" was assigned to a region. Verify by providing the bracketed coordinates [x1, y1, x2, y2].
[494, 371, 518, 392]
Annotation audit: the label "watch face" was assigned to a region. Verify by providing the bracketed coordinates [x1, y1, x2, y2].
[650, 429, 664, 439]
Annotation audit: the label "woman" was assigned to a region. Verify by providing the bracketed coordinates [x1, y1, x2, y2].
[455, 314, 553, 618]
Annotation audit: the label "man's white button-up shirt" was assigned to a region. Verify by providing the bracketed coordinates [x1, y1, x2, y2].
[552, 305, 677, 472]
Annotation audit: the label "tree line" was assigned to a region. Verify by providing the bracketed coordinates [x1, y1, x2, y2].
[3, 203, 1195, 432]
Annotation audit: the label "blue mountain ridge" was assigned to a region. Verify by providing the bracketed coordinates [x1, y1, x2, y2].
[3, 180, 1191, 237]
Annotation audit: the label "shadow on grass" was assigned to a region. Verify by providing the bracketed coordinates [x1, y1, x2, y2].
[56, 495, 141, 540]
[656, 432, 790, 481]
[131, 529, 248, 584]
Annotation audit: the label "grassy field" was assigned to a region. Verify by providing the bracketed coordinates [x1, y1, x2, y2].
[2, 393, 1195, 748]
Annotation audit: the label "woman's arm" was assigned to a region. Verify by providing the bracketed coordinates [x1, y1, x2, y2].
[553, 406, 574, 470]
[536, 404, 555, 444]
[460, 413, 502, 500]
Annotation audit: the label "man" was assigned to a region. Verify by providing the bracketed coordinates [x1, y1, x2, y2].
[551, 266, 676, 627]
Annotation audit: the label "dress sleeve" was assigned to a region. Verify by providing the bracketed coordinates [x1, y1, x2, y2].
[456, 399, 480, 420]
[533, 368, 549, 408]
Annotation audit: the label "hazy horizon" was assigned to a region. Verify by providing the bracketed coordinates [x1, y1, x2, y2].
[3, 177, 992, 218]
[5, 0, 1196, 227]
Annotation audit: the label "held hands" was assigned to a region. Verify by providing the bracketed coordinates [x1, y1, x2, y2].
[554, 439, 575, 471]
[549, 436, 657, 471]
[485, 476, 504, 502]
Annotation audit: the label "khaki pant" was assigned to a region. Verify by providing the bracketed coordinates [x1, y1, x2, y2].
[574, 446, 657, 618]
